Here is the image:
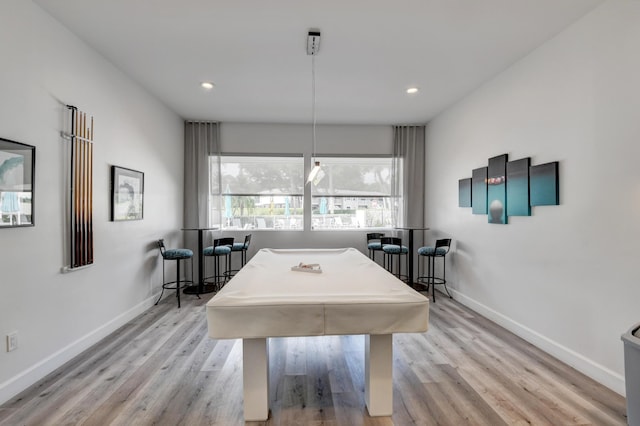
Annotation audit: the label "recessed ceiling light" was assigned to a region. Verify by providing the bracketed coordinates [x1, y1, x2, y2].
[406, 87, 419, 94]
[201, 82, 215, 90]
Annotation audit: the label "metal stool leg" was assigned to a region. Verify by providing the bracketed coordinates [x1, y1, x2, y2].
[215, 255, 220, 290]
[176, 259, 181, 308]
[190, 257, 199, 299]
[155, 258, 167, 305]
[430, 256, 435, 303]
[440, 254, 452, 298]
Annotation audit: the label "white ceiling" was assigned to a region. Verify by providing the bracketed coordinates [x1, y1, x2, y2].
[34, 0, 602, 125]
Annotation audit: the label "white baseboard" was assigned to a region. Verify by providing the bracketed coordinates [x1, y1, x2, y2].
[450, 289, 626, 396]
[0, 294, 159, 405]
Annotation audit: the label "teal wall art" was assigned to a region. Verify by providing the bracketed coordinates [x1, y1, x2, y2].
[458, 178, 471, 207]
[506, 157, 531, 216]
[530, 162, 559, 206]
[487, 154, 507, 224]
[471, 167, 487, 215]
[459, 155, 559, 224]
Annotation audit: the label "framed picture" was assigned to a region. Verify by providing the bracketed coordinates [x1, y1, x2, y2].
[111, 166, 144, 221]
[0, 137, 35, 228]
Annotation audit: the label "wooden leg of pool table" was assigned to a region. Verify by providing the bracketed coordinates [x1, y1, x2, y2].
[365, 333, 393, 416]
[243, 338, 270, 421]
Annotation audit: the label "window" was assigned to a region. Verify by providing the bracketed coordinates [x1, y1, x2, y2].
[210, 155, 304, 230]
[310, 156, 394, 229]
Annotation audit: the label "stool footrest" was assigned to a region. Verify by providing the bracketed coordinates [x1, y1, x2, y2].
[183, 283, 218, 295]
[416, 276, 446, 285]
[161, 283, 187, 291]
[388, 273, 409, 283]
[224, 269, 240, 278]
[203, 276, 227, 291]
[415, 276, 452, 300]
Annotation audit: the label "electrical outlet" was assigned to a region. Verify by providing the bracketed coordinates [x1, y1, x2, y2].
[7, 332, 18, 352]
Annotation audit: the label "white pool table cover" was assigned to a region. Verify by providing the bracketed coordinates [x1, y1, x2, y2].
[206, 248, 429, 339]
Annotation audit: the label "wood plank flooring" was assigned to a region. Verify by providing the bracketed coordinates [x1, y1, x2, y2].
[0, 291, 627, 425]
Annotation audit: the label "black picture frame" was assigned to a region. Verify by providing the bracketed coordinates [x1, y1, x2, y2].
[0, 137, 35, 228]
[111, 166, 144, 221]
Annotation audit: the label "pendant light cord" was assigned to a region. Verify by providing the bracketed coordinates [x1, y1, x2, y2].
[311, 53, 317, 161]
[306, 31, 321, 184]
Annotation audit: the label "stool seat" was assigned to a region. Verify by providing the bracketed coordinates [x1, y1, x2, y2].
[417, 246, 447, 256]
[382, 244, 408, 254]
[163, 248, 193, 259]
[203, 245, 231, 256]
[232, 242, 248, 251]
[367, 242, 382, 250]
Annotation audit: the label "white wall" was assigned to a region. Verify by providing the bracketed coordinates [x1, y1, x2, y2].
[424, 1, 640, 395]
[216, 122, 394, 257]
[0, 1, 183, 403]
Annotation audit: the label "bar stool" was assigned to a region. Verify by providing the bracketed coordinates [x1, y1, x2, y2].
[367, 233, 385, 265]
[381, 237, 408, 282]
[417, 238, 452, 302]
[155, 239, 194, 308]
[227, 234, 251, 278]
[203, 237, 234, 291]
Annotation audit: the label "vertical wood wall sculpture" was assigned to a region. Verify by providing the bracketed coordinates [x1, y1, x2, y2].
[66, 105, 94, 268]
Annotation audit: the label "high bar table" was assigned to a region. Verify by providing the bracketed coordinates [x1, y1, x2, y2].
[182, 227, 219, 295]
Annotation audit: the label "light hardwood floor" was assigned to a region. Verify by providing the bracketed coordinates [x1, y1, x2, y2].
[0, 291, 627, 425]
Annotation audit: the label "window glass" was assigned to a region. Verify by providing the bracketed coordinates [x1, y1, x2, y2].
[210, 155, 304, 230]
[311, 157, 394, 229]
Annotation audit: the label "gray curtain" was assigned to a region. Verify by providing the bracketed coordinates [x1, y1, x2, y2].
[184, 121, 218, 228]
[392, 125, 426, 281]
[392, 125, 425, 228]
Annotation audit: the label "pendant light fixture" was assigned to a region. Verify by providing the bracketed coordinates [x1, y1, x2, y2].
[306, 30, 322, 184]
